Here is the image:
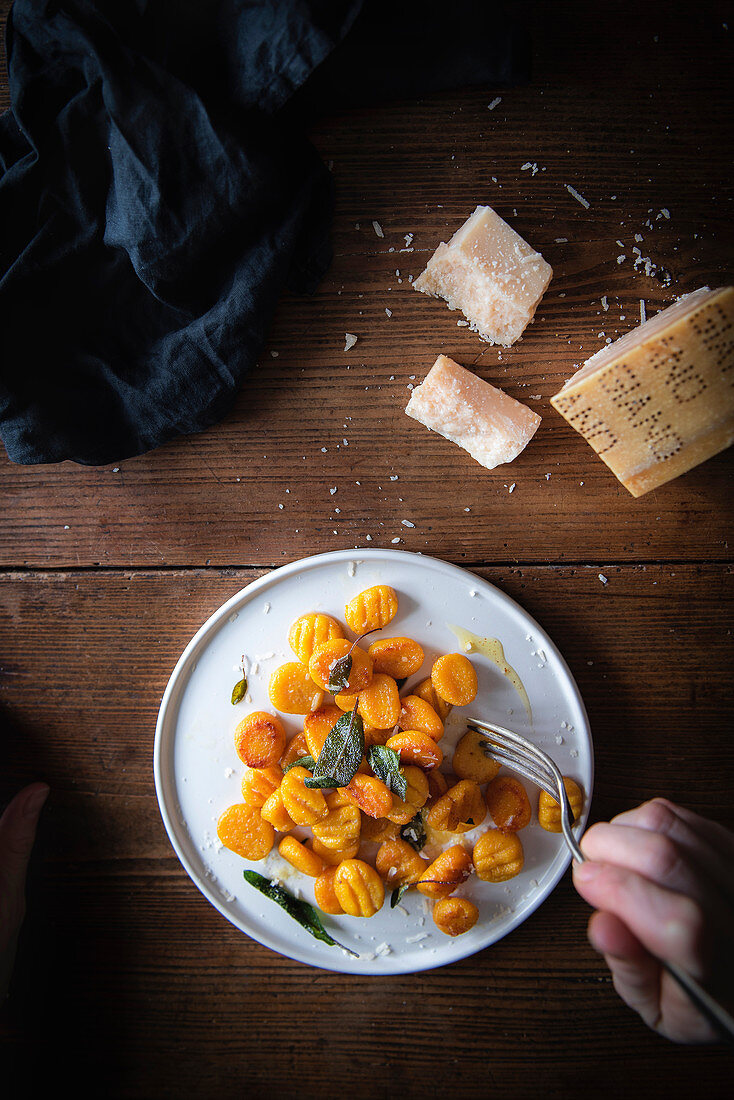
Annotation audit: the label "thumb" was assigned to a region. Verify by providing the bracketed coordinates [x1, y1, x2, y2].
[0, 784, 50, 887]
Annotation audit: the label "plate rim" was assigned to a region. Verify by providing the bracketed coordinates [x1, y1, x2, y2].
[154, 548, 594, 974]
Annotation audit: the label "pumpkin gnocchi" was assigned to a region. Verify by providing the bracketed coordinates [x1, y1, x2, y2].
[218, 579, 581, 948]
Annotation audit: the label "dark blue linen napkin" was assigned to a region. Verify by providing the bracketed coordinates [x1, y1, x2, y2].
[0, 0, 529, 465]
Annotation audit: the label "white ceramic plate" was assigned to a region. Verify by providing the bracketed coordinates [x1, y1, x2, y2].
[154, 549, 593, 974]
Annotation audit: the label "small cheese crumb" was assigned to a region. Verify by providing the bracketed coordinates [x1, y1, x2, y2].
[372, 220, 384, 238]
[598, 573, 608, 585]
[640, 299, 646, 324]
[508, 482, 516, 493]
[401, 519, 415, 528]
[565, 184, 590, 209]
[385, 308, 392, 317]
[263, 602, 271, 614]
[344, 333, 358, 351]
[329, 487, 337, 495]
[488, 96, 502, 110]
[391, 537, 401, 544]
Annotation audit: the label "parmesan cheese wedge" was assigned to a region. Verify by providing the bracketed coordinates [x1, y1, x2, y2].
[551, 286, 734, 496]
[413, 206, 552, 346]
[405, 355, 541, 470]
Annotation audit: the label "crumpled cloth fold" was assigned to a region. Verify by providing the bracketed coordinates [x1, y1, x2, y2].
[0, 0, 529, 465]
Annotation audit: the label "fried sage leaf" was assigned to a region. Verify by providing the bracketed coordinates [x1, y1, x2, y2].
[400, 811, 427, 852]
[326, 628, 380, 693]
[327, 652, 353, 694]
[390, 882, 410, 909]
[282, 755, 317, 774]
[243, 871, 358, 957]
[306, 702, 364, 789]
[231, 656, 248, 705]
[368, 745, 407, 800]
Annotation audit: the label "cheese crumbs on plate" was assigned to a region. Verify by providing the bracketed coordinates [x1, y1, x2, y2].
[413, 205, 552, 346]
[405, 355, 541, 471]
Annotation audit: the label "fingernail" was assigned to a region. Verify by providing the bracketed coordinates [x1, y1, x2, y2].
[573, 860, 601, 882]
[23, 785, 50, 817]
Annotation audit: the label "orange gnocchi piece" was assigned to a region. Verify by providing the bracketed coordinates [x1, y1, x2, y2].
[234, 712, 286, 768]
[269, 662, 324, 714]
[260, 788, 297, 833]
[359, 814, 399, 844]
[426, 769, 450, 806]
[367, 637, 424, 679]
[278, 835, 326, 877]
[432, 896, 479, 937]
[386, 730, 443, 771]
[375, 838, 430, 888]
[417, 845, 473, 899]
[333, 859, 385, 917]
[473, 829, 524, 882]
[311, 837, 360, 865]
[288, 612, 345, 664]
[313, 865, 344, 914]
[538, 777, 584, 833]
[312, 791, 361, 851]
[303, 704, 343, 758]
[386, 765, 429, 825]
[279, 766, 329, 827]
[240, 765, 283, 808]
[452, 727, 501, 784]
[357, 673, 401, 729]
[216, 803, 274, 861]
[280, 730, 310, 769]
[425, 779, 486, 833]
[485, 775, 531, 832]
[431, 653, 478, 706]
[413, 677, 453, 722]
[398, 695, 444, 741]
[363, 726, 393, 747]
[340, 773, 394, 819]
[344, 585, 398, 634]
[308, 639, 373, 693]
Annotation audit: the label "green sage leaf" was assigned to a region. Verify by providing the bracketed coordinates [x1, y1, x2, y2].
[390, 882, 410, 909]
[368, 745, 407, 800]
[304, 774, 339, 789]
[283, 755, 317, 774]
[400, 811, 427, 852]
[243, 871, 358, 957]
[327, 652, 353, 694]
[311, 702, 364, 788]
[231, 675, 247, 705]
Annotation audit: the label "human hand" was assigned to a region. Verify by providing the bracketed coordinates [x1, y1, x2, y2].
[572, 797, 734, 1044]
[0, 783, 49, 1000]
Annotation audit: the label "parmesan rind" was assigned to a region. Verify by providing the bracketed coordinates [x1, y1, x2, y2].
[413, 206, 552, 346]
[405, 355, 541, 470]
[551, 286, 734, 497]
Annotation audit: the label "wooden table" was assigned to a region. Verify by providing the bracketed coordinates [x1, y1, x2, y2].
[1, 3, 732, 1095]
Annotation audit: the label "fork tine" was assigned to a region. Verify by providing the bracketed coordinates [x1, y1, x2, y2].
[480, 745, 559, 802]
[468, 716, 585, 863]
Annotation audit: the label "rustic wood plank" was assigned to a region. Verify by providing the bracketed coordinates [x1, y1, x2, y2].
[0, 4, 732, 568]
[1, 564, 732, 1094]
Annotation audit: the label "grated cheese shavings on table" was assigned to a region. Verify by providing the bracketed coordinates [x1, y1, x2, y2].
[565, 184, 590, 209]
[488, 96, 502, 110]
[640, 299, 646, 323]
[372, 220, 384, 238]
[344, 333, 358, 351]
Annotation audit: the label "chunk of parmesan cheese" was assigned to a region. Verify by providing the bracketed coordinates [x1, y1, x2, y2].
[551, 286, 734, 497]
[413, 206, 552, 346]
[405, 355, 541, 470]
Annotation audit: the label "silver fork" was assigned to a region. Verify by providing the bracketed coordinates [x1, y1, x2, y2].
[467, 716, 734, 1047]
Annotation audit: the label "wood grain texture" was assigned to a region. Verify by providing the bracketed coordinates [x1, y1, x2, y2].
[1, 1, 733, 1095]
[1, 565, 732, 1095]
[0, 2, 732, 567]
